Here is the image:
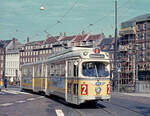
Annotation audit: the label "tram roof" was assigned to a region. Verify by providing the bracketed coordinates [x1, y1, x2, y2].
[46, 47, 109, 62]
[47, 47, 100, 59]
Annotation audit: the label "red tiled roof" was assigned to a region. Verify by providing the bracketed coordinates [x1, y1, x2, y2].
[61, 36, 76, 41]
[86, 34, 101, 41]
[73, 34, 87, 42]
[44, 36, 58, 44]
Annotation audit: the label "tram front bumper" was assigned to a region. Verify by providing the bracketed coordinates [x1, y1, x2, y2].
[78, 95, 111, 104]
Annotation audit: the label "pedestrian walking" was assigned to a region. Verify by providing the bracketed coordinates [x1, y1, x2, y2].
[4, 78, 7, 89]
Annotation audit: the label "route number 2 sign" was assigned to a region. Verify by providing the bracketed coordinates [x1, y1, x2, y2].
[81, 84, 88, 95]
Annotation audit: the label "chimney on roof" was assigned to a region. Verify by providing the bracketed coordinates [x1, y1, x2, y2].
[82, 30, 85, 35]
[101, 32, 105, 39]
[12, 38, 17, 43]
[27, 37, 30, 43]
[59, 32, 63, 37]
[64, 32, 66, 37]
[12, 38, 17, 49]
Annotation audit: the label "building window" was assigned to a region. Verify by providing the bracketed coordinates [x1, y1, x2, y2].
[144, 33, 146, 40]
[137, 34, 140, 40]
[137, 24, 140, 31]
[143, 23, 147, 30]
[144, 43, 146, 49]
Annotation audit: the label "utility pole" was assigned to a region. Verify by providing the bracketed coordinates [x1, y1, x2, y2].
[113, 0, 118, 91]
[135, 45, 139, 92]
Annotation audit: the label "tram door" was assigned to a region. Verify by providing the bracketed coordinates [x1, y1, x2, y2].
[66, 59, 79, 104]
[66, 60, 72, 103]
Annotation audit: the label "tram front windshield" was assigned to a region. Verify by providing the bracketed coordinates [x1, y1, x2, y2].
[82, 62, 109, 77]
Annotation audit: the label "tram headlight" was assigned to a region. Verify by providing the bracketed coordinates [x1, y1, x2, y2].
[83, 52, 88, 56]
[95, 87, 101, 94]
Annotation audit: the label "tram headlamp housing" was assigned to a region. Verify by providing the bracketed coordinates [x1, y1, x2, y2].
[95, 87, 101, 94]
[83, 52, 88, 56]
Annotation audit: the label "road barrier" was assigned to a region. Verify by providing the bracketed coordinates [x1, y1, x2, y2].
[136, 81, 150, 93]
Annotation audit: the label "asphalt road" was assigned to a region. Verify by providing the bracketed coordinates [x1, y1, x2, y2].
[0, 87, 150, 116]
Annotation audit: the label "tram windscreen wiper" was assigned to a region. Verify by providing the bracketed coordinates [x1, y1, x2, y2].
[94, 63, 99, 80]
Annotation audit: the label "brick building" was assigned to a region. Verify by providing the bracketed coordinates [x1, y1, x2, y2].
[119, 14, 150, 86]
[19, 36, 58, 66]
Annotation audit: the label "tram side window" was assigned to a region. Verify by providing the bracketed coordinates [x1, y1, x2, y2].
[74, 64, 78, 77]
[60, 63, 65, 76]
[42, 64, 46, 77]
[47, 61, 65, 77]
[47, 64, 51, 77]
[56, 64, 61, 76]
[39, 65, 42, 77]
[22, 68, 27, 77]
[68, 61, 73, 77]
[24, 68, 28, 77]
[68, 60, 78, 77]
[28, 67, 33, 77]
[34, 65, 38, 77]
[34, 65, 42, 77]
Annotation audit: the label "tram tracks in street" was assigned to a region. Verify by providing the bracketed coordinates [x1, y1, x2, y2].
[95, 102, 117, 116]
[48, 95, 118, 116]
[50, 96, 85, 116]
[101, 101, 146, 116]
[67, 101, 117, 116]
[100, 108, 117, 116]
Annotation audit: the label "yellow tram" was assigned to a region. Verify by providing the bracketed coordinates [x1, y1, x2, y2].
[21, 47, 111, 105]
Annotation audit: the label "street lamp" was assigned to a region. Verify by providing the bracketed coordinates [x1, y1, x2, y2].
[113, 0, 118, 91]
[40, 6, 45, 10]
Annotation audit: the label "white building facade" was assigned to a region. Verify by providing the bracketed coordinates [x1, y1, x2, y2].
[5, 38, 23, 84]
[5, 51, 20, 84]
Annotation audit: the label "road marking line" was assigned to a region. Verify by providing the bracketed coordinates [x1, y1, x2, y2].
[122, 93, 150, 98]
[19, 92, 31, 95]
[27, 98, 36, 101]
[15, 100, 26, 103]
[4, 90, 18, 94]
[4, 90, 31, 95]
[0, 103, 13, 107]
[37, 96, 44, 99]
[55, 109, 65, 116]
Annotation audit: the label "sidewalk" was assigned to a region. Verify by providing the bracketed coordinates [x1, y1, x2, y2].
[0, 85, 20, 92]
[121, 92, 150, 98]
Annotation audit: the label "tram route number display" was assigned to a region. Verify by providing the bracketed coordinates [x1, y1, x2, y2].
[81, 84, 88, 95]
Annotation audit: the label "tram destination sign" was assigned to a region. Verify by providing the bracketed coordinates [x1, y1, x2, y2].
[90, 54, 105, 58]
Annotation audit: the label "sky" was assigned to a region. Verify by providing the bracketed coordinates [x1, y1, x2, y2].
[0, 0, 150, 43]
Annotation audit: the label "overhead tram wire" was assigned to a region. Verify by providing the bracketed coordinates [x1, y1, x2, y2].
[60, 0, 80, 20]
[82, 0, 130, 31]
[42, 0, 80, 36]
